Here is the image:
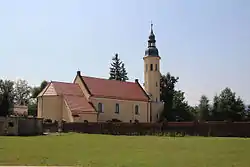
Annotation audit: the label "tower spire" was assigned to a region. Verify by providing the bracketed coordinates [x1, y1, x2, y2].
[150, 22, 153, 34]
[145, 22, 159, 57]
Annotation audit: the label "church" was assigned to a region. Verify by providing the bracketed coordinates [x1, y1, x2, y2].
[37, 24, 164, 123]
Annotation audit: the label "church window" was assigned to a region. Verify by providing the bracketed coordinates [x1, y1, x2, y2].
[115, 103, 120, 114]
[98, 103, 104, 113]
[155, 64, 158, 71]
[135, 105, 139, 115]
[156, 97, 158, 102]
[156, 82, 158, 87]
[150, 64, 153, 71]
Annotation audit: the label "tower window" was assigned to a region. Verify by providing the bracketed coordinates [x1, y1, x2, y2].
[156, 82, 158, 87]
[155, 64, 158, 71]
[145, 64, 148, 71]
[150, 64, 153, 71]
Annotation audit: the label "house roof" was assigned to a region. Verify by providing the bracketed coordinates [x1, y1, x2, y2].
[81, 76, 149, 101]
[42, 81, 96, 115]
[64, 95, 95, 115]
[52, 82, 84, 96]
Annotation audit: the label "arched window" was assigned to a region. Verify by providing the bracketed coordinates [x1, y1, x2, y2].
[150, 64, 153, 71]
[98, 103, 103, 112]
[115, 103, 119, 114]
[155, 64, 158, 71]
[135, 105, 139, 115]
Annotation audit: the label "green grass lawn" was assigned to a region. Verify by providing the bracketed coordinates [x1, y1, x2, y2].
[0, 133, 250, 167]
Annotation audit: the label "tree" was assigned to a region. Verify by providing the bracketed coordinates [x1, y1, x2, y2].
[172, 90, 194, 121]
[28, 80, 48, 116]
[31, 80, 48, 98]
[109, 53, 128, 81]
[197, 95, 210, 121]
[160, 73, 179, 121]
[0, 79, 15, 116]
[210, 95, 220, 120]
[160, 73, 195, 121]
[13, 79, 31, 105]
[245, 105, 250, 121]
[121, 63, 129, 81]
[211, 87, 245, 121]
[28, 100, 37, 116]
[189, 105, 199, 121]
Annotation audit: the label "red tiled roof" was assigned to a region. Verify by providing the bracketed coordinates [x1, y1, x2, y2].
[52, 81, 83, 96]
[64, 95, 96, 115]
[81, 76, 149, 101]
[51, 81, 96, 115]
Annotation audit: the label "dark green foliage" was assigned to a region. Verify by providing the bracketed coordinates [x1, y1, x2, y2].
[172, 90, 194, 121]
[109, 53, 129, 81]
[28, 101, 38, 116]
[245, 105, 250, 121]
[197, 95, 210, 121]
[28, 80, 48, 116]
[0, 80, 15, 116]
[0, 79, 48, 117]
[210, 87, 245, 121]
[31, 80, 48, 98]
[160, 73, 193, 121]
[121, 63, 129, 81]
[160, 73, 178, 121]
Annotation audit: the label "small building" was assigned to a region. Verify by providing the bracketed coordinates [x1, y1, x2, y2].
[13, 105, 28, 116]
[37, 24, 164, 123]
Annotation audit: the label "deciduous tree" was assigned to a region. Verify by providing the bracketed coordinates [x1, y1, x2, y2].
[172, 90, 194, 121]
[210, 87, 245, 121]
[197, 95, 210, 121]
[13, 79, 31, 105]
[28, 80, 48, 116]
[160, 73, 179, 121]
[0, 79, 15, 116]
[31, 80, 48, 98]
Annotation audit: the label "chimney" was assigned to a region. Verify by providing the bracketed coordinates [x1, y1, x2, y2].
[77, 71, 81, 76]
[135, 79, 139, 83]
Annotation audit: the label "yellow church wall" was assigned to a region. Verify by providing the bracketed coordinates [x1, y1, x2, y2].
[37, 96, 63, 121]
[90, 97, 149, 123]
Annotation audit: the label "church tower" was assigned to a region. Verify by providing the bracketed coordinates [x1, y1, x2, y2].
[143, 24, 161, 102]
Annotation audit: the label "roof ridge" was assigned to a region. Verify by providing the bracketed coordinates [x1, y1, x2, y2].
[52, 81, 78, 85]
[63, 94, 84, 97]
[81, 75, 137, 84]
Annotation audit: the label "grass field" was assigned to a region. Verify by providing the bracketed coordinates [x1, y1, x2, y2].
[0, 133, 250, 167]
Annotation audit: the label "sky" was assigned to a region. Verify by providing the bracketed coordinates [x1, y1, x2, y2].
[0, 0, 250, 106]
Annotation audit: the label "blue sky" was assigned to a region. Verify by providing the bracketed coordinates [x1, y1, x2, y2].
[0, 0, 249, 106]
